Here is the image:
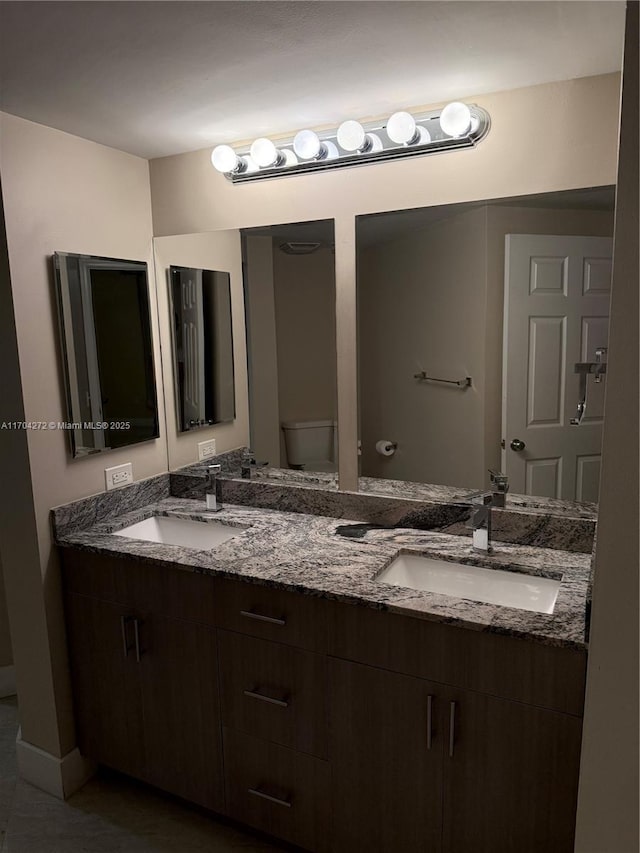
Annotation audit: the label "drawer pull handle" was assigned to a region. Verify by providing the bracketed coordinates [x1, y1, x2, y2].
[240, 610, 286, 626]
[449, 701, 456, 758]
[244, 689, 289, 708]
[120, 615, 131, 659]
[133, 618, 142, 663]
[427, 694, 434, 750]
[248, 787, 292, 808]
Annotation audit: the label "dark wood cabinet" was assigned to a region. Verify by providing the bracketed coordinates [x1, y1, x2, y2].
[62, 547, 585, 853]
[223, 727, 330, 852]
[218, 629, 328, 759]
[137, 613, 224, 811]
[65, 592, 145, 778]
[441, 687, 583, 853]
[63, 558, 225, 814]
[329, 658, 444, 853]
[329, 656, 583, 853]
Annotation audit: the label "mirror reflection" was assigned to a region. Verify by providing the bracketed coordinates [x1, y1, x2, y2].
[53, 252, 160, 458]
[357, 187, 615, 502]
[169, 266, 235, 431]
[242, 220, 338, 472]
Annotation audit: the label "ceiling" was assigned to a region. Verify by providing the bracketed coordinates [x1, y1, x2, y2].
[0, 1, 625, 160]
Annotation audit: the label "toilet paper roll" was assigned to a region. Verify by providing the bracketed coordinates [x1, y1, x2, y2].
[376, 440, 396, 457]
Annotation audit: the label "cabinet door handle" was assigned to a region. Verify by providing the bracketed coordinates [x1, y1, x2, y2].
[133, 618, 142, 663]
[248, 787, 292, 808]
[427, 694, 434, 750]
[120, 615, 129, 658]
[120, 615, 136, 659]
[240, 610, 286, 626]
[244, 688, 289, 708]
[449, 701, 456, 758]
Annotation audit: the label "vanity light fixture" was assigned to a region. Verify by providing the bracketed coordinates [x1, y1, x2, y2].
[211, 100, 490, 183]
[293, 129, 339, 161]
[336, 120, 383, 154]
[386, 111, 431, 146]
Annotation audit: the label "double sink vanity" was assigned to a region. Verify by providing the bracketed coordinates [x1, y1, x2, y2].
[53, 454, 594, 853]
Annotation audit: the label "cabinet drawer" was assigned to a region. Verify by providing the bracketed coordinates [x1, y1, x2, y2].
[223, 727, 330, 852]
[218, 630, 327, 758]
[61, 548, 216, 626]
[214, 578, 327, 652]
[328, 601, 586, 715]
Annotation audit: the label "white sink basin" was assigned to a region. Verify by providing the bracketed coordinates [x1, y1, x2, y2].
[114, 515, 244, 549]
[376, 553, 561, 614]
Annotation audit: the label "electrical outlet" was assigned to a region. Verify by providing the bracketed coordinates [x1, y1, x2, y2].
[105, 462, 133, 491]
[198, 439, 217, 461]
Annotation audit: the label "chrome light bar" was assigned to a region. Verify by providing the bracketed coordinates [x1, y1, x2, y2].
[212, 104, 490, 184]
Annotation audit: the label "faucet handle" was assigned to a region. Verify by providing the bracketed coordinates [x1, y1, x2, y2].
[488, 469, 509, 492]
[208, 463, 222, 475]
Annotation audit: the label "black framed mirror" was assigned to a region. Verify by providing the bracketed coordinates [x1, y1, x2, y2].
[53, 252, 160, 458]
[169, 265, 236, 432]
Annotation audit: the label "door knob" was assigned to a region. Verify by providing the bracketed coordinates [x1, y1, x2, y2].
[510, 439, 526, 452]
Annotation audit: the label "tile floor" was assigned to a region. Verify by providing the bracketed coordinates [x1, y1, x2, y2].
[0, 697, 291, 852]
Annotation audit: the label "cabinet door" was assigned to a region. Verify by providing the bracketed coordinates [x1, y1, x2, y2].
[329, 658, 443, 853]
[138, 613, 225, 812]
[442, 688, 583, 853]
[65, 593, 145, 777]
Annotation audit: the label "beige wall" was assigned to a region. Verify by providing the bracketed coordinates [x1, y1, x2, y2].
[575, 3, 639, 849]
[150, 75, 620, 238]
[358, 207, 488, 489]
[153, 231, 249, 470]
[149, 74, 621, 488]
[273, 245, 337, 465]
[0, 112, 166, 757]
[244, 236, 281, 466]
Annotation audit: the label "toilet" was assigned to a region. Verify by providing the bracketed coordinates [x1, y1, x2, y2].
[281, 419, 337, 472]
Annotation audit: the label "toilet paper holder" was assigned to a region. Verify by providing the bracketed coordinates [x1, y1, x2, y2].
[375, 440, 397, 456]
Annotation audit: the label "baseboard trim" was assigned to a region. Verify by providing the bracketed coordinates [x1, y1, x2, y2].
[0, 664, 16, 698]
[16, 727, 96, 799]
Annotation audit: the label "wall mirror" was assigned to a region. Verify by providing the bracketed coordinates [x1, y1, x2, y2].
[242, 219, 338, 473]
[168, 265, 235, 431]
[356, 186, 615, 503]
[53, 252, 160, 458]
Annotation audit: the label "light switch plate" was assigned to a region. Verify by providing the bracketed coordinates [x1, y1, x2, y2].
[105, 462, 133, 491]
[198, 439, 217, 461]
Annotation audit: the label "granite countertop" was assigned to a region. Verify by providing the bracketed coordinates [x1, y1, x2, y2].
[55, 495, 591, 651]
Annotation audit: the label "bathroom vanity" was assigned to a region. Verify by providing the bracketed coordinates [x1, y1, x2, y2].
[53, 471, 591, 853]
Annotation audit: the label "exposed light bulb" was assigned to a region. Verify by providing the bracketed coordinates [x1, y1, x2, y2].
[211, 145, 241, 174]
[386, 112, 431, 146]
[337, 120, 367, 152]
[337, 121, 383, 154]
[250, 137, 284, 168]
[294, 130, 339, 161]
[294, 130, 322, 160]
[439, 102, 472, 138]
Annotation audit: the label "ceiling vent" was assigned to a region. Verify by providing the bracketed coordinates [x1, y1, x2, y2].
[278, 241, 323, 255]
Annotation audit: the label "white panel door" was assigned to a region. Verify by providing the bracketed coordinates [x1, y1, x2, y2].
[503, 235, 612, 501]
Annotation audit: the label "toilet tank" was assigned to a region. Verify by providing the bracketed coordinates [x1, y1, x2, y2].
[282, 419, 335, 467]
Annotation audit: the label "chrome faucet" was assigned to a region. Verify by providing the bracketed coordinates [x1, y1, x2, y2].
[469, 493, 493, 552]
[488, 469, 509, 507]
[465, 470, 509, 552]
[206, 464, 222, 512]
[241, 455, 269, 479]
